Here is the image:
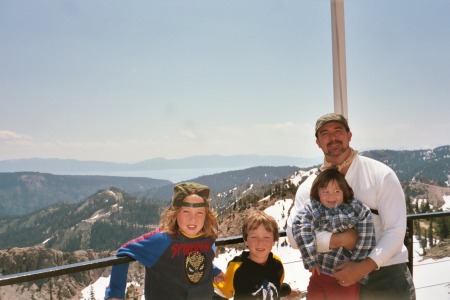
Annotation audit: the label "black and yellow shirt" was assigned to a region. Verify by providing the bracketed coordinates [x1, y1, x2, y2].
[214, 251, 289, 300]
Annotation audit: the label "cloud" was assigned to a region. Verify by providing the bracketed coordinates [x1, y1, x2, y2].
[0, 130, 31, 145]
[352, 122, 450, 152]
[179, 129, 197, 139]
[252, 122, 298, 131]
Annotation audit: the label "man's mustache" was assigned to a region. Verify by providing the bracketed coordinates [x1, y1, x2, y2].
[327, 141, 342, 147]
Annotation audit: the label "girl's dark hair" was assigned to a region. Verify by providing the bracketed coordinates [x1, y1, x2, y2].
[310, 168, 354, 204]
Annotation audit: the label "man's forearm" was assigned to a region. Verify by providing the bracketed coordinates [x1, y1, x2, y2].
[329, 228, 358, 250]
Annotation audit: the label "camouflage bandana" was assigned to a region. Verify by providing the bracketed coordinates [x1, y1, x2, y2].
[315, 113, 350, 137]
[172, 182, 210, 208]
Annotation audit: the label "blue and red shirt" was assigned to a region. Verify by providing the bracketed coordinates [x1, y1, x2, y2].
[105, 229, 220, 300]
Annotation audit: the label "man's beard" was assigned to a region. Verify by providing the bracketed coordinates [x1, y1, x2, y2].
[324, 141, 348, 157]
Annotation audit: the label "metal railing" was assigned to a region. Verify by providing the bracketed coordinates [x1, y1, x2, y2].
[405, 211, 449, 276]
[0, 211, 449, 287]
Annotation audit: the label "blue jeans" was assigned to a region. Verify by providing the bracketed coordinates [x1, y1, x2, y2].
[360, 263, 415, 300]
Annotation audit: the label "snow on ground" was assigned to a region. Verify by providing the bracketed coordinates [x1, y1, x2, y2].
[82, 199, 450, 299]
[412, 236, 450, 300]
[81, 276, 110, 300]
[442, 195, 450, 211]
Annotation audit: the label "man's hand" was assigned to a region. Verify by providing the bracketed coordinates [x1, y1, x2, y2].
[329, 228, 358, 250]
[333, 258, 378, 286]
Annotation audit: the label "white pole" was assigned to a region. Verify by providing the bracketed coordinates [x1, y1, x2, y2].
[330, 0, 348, 118]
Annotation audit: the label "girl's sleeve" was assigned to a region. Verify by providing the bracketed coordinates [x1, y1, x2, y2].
[351, 201, 376, 261]
[292, 201, 319, 269]
[213, 264, 223, 276]
[104, 262, 130, 299]
[116, 230, 170, 268]
[105, 230, 170, 299]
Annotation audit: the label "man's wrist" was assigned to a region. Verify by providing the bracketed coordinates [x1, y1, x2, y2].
[329, 232, 342, 250]
[360, 257, 378, 274]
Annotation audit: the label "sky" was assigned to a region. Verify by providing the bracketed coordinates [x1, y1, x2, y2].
[81, 196, 450, 299]
[1, 1, 449, 164]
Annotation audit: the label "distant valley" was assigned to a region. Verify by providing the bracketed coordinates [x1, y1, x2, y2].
[0, 154, 322, 182]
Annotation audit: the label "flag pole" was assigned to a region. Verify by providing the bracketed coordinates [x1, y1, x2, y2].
[331, 0, 348, 118]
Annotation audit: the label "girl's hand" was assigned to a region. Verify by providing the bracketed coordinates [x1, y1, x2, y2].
[213, 272, 226, 284]
[309, 265, 321, 276]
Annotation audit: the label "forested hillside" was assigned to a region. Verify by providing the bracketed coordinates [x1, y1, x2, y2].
[0, 172, 170, 216]
[362, 145, 449, 184]
[0, 188, 165, 251]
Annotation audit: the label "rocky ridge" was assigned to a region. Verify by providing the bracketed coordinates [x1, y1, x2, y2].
[0, 247, 114, 300]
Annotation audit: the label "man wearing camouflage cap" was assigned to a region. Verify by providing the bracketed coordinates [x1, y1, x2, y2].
[287, 113, 415, 299]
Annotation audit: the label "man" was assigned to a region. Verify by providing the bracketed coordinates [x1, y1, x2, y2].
[286, 113, 415, 299]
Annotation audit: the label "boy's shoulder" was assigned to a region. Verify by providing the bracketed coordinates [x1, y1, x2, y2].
[271, 252, 283, 263]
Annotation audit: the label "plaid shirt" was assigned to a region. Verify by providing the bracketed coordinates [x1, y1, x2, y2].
[292, 198, 375, 284]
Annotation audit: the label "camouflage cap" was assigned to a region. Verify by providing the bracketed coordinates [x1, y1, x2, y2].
[172, 182, 210, 208]
[315, 113, 350, 137]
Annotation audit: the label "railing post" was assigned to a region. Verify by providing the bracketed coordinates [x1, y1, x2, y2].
[407, 218, 414, 276]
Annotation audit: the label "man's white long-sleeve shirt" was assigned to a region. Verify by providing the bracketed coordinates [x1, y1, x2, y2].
[287, 155, 408, 268]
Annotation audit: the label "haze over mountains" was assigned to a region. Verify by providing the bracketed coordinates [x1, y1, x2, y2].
[0, 154, 322, 182]
[0, 146, 448, 217]
[0, 146, 448, 183]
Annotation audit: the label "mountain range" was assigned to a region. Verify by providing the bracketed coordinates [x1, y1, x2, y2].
[0, 145, 448, 251]
[0, 146, 449, 300]
[0, 146, 448, 217]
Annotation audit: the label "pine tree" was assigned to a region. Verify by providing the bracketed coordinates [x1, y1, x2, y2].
[428, 219, 434, 247]
[438, 217, 449, 238]
[48, 279, 54, 300]
[420, 230, 428, 255]
[89, 286, 96, 300]
[405, 191, 414, 214]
